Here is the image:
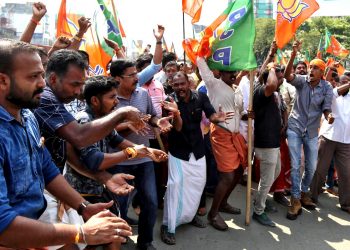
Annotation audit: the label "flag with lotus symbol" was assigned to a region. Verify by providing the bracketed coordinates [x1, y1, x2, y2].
[57, 0, 125, 75]
[275, 0, 319, 49]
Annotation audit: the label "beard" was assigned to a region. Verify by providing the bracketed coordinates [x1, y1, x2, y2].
[6, 77, 44, 109]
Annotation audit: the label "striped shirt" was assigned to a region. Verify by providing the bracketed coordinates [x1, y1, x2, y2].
[112, 87, 157, 165]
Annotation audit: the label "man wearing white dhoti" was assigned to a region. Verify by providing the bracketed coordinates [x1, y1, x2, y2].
[160, 72, 234, 245]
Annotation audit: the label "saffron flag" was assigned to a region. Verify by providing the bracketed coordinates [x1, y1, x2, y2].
[326, 36, 349, 58]
[182, 0, 204, 24]
[326, 57, 345, 75]
[275, 0, 319, 49]
[183, 0, 257, 71]
[56, 0, 124, 75]
[317, 28, 349, 59]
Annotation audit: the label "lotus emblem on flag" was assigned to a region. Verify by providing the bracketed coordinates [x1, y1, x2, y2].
[89, 65, 104, 76]
[277, 0, 309, 22]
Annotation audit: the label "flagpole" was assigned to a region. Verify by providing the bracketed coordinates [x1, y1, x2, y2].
[110, 0, 118, 25]
[245, 70, 254, 226]
[182, 12, 186, 65]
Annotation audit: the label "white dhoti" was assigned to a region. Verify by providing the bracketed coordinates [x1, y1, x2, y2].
[162, 152, 206, 233]
[39, 190, 85, 250]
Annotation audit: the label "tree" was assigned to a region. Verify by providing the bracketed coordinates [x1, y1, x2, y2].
[254, 18, 275, 65]
[254, 16, 350, 68]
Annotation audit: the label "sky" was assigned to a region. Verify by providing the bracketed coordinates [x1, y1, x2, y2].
[1, 0, 350, 55]
[1, 0, 227, 55]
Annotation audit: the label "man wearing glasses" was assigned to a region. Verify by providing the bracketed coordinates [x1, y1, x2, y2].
[109, 59, 173, 250]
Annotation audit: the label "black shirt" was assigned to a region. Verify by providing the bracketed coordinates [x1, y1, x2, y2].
[253, 82, 282, 148]
[166, 90, 216, 161]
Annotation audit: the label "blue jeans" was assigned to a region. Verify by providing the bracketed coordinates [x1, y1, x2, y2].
[287, 129, 318, 199]
[109, 161, 157, 245]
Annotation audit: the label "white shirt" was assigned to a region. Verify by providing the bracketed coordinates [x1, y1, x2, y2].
[197, 57, 243, 133]
[319, 88, 350, 144]
[238, 76, 254, 141]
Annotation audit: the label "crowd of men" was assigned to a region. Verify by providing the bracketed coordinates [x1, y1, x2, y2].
[0, 2, 349, 250]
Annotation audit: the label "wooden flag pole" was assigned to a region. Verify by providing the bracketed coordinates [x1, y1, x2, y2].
[245, 70, 255, 226]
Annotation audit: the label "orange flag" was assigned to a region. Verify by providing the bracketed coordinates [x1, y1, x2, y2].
[57, 0, 113, 76]
[182, 0, 204, 24]
[326, 57, 346, 75]
[275, 0, 319, 49]
[326, 36, 349, 58]
[56, 0, 70, 37]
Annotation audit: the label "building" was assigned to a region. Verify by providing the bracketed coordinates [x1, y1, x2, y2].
[254, 0, 273, 18]
[0, 2, 52, 45]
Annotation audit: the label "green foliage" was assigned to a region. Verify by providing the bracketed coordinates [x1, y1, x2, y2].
[254, 18, 275, 65]
[254, 16, 350, 67]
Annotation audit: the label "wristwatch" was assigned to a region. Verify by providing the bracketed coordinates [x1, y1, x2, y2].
[77, 201, 91, 215]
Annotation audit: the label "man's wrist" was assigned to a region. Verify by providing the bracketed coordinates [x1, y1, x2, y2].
[77, 200, 91, 215]
[73, 35, 82, 42]
[156, 40, 162, 45]
[76, 31, 85, 39]
[173, 110, 181, 118]
[112, 108, 127, 123]
[30, 17, 41, 25]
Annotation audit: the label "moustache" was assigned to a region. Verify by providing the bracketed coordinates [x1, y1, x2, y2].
[33, 88, 44, 96]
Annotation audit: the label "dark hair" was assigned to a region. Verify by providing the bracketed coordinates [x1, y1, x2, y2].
[164, 60, 178, 70]
[77, 50, 90, 65]
[135, 53, 153, 72]
[46, 49, 87, 79]
[83, 75, 119, 105]
[293, 61, 307, 70]
[261, 66, 282, 83]
[37, 47, 48, 59]
[280, 65, 286, 73]
[344, 71, 350, 78]
[173, 71, 189, 81]
[110, 59, 135, 77]
[162, 52, 177, 68]
[0, 39, 39, 75]
[333, 75, 339, 83]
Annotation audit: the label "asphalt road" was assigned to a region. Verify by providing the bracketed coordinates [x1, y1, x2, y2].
[123, 183, 350, 250]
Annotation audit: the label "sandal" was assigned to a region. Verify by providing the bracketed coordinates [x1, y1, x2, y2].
[197, 207, 207, 216]
[208, 214, 228, 231]
[219, 203, 241, 215]
[160, 225, 176, 245]
[190, 215, 207, 228]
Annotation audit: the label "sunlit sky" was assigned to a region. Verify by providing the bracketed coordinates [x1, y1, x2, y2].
[1, 0, 350, 55]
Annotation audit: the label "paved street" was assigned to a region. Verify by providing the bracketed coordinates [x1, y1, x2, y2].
[124, 183, 350, 250]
